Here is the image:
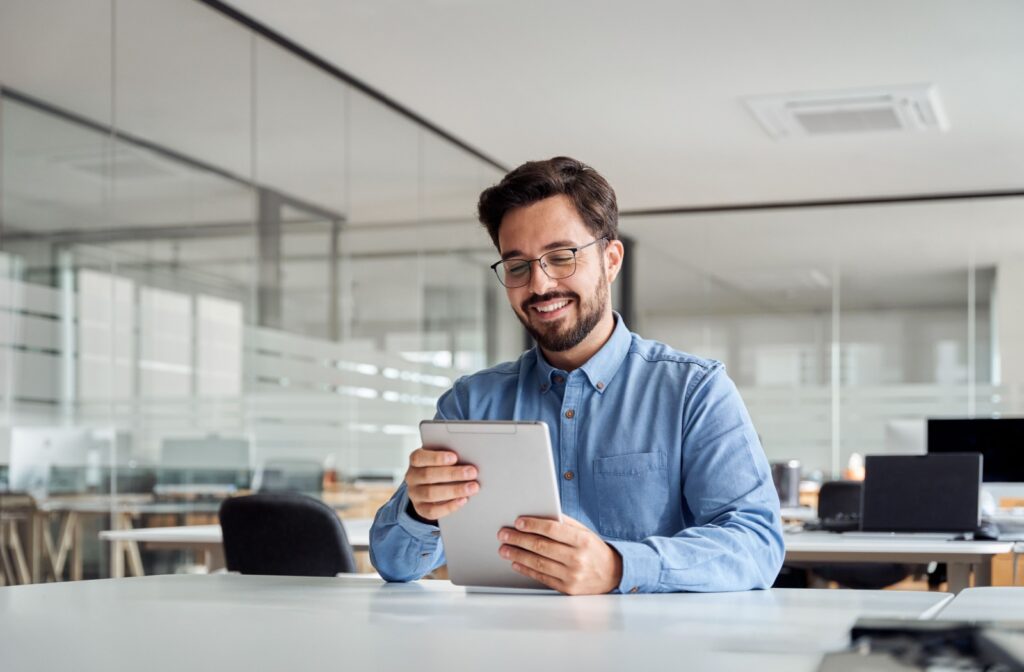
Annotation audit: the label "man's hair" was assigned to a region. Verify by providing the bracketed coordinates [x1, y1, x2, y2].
[477, 156, 618, 250]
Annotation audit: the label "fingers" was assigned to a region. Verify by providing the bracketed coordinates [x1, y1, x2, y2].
[409, 447, 459, 468]
[414, 496, 470, 521]
[509, 561, 566, 593]
[498, 528, 574, 564]
[512, 516, 583, 545]
[410, 480, 479, 504]
[406, 463, 478, 487]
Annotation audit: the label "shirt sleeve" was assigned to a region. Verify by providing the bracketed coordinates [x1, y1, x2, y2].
[605, 366, 784, 593]
[368, 382, 467, 582]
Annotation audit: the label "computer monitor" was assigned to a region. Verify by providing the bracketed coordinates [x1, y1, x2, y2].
[157, 436, 251, 490]
[862, 453, 982, 533]
[927, 418, 1024, 483]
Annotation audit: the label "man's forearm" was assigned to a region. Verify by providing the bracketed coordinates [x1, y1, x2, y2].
[369, 485, 446, 582]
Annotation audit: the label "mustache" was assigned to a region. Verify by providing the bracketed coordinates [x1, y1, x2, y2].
[522, 291, 578, 312]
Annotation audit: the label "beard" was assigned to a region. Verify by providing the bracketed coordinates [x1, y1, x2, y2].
[515, 272, 609, 353]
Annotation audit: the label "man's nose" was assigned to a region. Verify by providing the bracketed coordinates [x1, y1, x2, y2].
[527, 260, 557, 295]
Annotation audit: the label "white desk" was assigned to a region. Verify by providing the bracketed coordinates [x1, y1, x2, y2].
[0, 574, 951, 672]
[784, 531, 1015, 594]
[98, 518, 372, 575]
[933, 586, 1024, 621]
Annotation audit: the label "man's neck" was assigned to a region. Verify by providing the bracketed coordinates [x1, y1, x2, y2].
[539, 311, 616, 372]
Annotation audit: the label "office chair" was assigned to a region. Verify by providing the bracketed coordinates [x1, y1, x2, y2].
[219, 493, 357, 576]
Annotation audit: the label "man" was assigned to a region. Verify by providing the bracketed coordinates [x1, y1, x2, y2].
[369, 157, 784, 594]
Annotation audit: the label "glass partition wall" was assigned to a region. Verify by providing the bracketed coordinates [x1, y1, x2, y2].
[623, 196, 1024, 480]
[0, 0, 505, 582]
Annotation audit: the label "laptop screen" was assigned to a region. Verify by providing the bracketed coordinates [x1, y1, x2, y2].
[862, 453, 981, 533]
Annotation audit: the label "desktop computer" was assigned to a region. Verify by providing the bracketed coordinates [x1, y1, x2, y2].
[8, 427, 132, 497]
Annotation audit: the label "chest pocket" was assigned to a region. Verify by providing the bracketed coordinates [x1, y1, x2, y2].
[593, 451, 672, 540]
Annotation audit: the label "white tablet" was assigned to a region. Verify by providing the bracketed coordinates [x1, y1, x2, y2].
[419, 420, 562, 590]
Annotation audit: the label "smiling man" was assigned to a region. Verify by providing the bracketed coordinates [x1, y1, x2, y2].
[369, 157, 784, 594]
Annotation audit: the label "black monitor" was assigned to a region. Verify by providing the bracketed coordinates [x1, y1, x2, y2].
[927, 418, 1024, 483]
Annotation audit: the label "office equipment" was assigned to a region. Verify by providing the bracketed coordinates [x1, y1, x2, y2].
[819, 616, 1024, 671]
[0, 574, 952, 672]
[253, 458, 323, 495]
[157, 436, 251, 491]
[928, 418, 1024, 483]
[420, 420, 561, 589]
[771, 460, 801, 507]
[861, 454, 981, 534]
[219, 493, 357, 577]
[8, 428, 128, 496]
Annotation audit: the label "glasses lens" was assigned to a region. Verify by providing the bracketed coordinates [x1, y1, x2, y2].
[501, 260, 532, 287]
[540, 250, 576, 279]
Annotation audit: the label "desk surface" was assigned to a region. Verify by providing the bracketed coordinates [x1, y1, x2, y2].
[0, 574, 951, 672]
[99, 518, 372, 549]
[784, 531, 1015, 557]
[934, 587, 1024, 621]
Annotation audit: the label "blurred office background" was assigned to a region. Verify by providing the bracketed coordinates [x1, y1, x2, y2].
[2, 0, 1024, 579]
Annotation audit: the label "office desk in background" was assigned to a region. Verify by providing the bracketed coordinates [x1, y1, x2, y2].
[784, 531, 1016, 594]
[933, 586, 1024, 621]
[0, 574, 952, 672]
[98, 518, 372, 576]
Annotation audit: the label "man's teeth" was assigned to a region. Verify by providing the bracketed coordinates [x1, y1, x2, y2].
[535, 300, 570, 313]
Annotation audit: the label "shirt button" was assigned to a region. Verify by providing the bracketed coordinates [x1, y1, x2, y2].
[563, 471, 574, 481]
[565, 409, 575, 419]
[629, 586, 639, 594]
[553, 375, 564, 384]
[596, 381, 604, 390]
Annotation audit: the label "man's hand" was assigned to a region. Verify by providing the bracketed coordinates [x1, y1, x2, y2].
[405, 447, 479, 522]
[497, 515, 623, 595]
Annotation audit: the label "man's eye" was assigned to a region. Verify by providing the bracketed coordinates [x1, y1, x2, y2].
[506, 262, 530, 276]
[546, 254, 575, 266]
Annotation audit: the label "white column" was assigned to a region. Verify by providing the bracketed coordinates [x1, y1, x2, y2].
[992, 259, 1024, 387]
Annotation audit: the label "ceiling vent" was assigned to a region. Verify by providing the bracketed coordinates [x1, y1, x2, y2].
[744, 83, 948, 139]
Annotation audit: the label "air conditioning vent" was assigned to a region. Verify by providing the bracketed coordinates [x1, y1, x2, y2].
[744, 83, 948, 139]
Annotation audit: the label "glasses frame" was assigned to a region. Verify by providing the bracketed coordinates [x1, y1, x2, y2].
[490, 236, 609, 288]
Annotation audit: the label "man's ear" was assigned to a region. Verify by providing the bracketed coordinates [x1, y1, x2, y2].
[605, 239, 625, 283]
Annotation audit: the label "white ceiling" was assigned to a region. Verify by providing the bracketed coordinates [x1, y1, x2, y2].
[228, 0, 1024, 210]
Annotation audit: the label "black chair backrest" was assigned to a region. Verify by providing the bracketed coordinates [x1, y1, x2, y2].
[817, 480, 863, 525]
[219, 493, 356, 576]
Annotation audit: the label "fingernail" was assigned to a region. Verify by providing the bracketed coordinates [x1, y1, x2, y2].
[467, 483, 479, 493]
[500, 547, 510, 558]
[498, 530, 509, 541]
[515, 519, 525, 530]
[464, 467, 476, 478]
[446, 454, 457, 464]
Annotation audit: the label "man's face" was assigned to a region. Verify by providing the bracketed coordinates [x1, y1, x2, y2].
[497, 195, 621, 353]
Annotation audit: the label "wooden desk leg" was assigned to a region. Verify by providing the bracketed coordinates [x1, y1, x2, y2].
[111, 540, 125, 579]
[9, 520, 32, 584]
[974, 558, 993, 587]
[0, 522, 12, 586]
[52, 511, 77, 581]
[30, 513, 43, 583]
[948, 563, 971, 594]
[71, 515, 83, 582]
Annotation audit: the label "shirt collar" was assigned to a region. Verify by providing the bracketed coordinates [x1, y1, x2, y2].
[533, 312, 632, 394]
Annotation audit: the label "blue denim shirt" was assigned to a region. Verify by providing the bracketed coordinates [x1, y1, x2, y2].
[370, 315, 784, 593]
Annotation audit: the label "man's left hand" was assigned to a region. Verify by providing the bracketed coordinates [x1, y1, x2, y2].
[497, 515, 623, 595]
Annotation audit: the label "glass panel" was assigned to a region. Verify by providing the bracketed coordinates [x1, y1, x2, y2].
[625, 210, 836, 477]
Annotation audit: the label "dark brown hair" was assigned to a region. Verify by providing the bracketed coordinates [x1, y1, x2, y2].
[477, 156, 618, 250]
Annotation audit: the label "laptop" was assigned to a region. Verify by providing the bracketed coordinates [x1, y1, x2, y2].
[859, 453, 982, 536]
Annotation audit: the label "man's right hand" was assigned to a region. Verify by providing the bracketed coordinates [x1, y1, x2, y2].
[404, 447, 479, 523]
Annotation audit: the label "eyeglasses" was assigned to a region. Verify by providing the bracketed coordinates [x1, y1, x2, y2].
[490, 236, 608, 288]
